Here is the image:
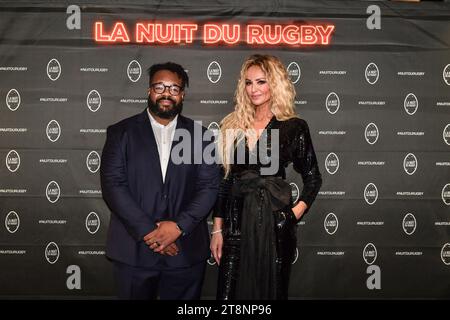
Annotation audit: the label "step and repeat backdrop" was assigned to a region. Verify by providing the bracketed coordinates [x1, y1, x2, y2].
[0, 0, 449, 299]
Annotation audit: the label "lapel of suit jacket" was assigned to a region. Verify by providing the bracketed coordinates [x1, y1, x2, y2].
[164, 114, 190, 187]
[136, 109, 164, 187]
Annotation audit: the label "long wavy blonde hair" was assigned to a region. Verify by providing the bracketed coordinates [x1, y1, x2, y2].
[219, 54, 298, 176]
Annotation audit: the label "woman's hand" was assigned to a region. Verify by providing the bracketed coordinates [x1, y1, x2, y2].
[210, 232, 223, 266]
[292, 201, 308, 221]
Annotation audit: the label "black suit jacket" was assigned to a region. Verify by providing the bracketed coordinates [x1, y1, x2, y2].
[100, 109, 220, 267]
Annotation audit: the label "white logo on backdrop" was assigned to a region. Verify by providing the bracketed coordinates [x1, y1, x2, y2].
[443, 124, 450, 146]
[443, 64, 450, 86]
[404, 93, 418, 115]
[46, 120, 61, 142]
[325, 152, 339, 175]
[441, 243, 450, 265]
[46, 181, 61, 203]
[325, 92, 340, 114]
[324, 213, 338, 235]
[365, 62, 379, 84]
[402, 213, 417, 235]
[127, 60, 142, 82]
[364, 183, 378, 205]
[47, 58, 61, 81]
[442, 183, 450, 206]
[5, 211, 20, 233]
[85, 212, 100, 234]
[363, 243, 377, 265]
[403, 153, 418, 175]
[287, 62, 301, 84]
[365, 122, 379, 145]
[6, 89, 21, 111]
[290, 182, 300, 204]
[86, 151, 101, 173]
[45, 242, 60, 264]
[5, 150, 20, 172]
[86, 90, 101, 112]
[207, 61, 222, 84]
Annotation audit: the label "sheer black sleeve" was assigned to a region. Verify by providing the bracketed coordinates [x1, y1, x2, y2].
[291, 119, 322, 215]
[212, 169, 233, 218]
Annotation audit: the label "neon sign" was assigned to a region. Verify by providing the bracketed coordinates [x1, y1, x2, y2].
[94, 22, 335, 45]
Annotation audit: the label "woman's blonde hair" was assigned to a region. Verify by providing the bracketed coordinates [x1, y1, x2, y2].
[219, 54, 298, 176]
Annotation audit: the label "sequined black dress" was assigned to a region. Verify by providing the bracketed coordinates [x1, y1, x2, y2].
[213, 116, 322, 300]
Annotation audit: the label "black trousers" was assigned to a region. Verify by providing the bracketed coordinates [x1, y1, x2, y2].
[113, 260, 206, 300]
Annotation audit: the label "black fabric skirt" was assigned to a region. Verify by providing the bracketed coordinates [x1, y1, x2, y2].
[216, 172, 298, 300]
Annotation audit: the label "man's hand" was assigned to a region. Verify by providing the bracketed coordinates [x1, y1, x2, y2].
[144, 229, 179, 255]
[159, 242, 179, 256]
[144, 221, 182, 253]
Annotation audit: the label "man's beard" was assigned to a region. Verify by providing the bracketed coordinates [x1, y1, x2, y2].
[148, 96, 183, 119]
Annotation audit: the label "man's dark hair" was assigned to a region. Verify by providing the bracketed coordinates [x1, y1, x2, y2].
[147, 62, 189, 88]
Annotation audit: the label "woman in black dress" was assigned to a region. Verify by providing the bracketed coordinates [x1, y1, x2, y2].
[210, 54, 322, 300]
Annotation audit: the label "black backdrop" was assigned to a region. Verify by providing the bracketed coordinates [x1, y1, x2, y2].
[0, 0, 449, 299]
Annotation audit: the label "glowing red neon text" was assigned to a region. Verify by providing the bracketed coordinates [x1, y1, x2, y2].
[246, 24, 334, 45]
[95, 22, 130, 42]
[94, 22, 335, 45]
[203, 24, 241, 44]
[135, 23, 198, 43]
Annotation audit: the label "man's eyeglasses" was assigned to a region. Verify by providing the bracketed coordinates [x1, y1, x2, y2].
[150, 83, 183, 96]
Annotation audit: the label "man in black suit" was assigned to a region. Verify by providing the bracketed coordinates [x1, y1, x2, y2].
[100, 62, 220, 299]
